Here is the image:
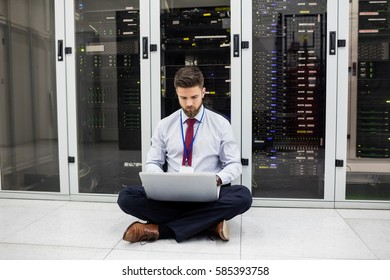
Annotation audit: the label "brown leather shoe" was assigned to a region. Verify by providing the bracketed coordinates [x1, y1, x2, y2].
[210, 220, 229, 241]
[123, 222, 159, 243]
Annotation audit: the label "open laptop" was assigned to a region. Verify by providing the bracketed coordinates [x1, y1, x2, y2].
[139, 172, 220, 202]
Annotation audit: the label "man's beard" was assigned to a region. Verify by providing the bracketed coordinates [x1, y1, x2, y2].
[182, 105, 201, 118]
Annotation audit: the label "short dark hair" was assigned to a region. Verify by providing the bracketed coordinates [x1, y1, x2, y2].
[174, 66, 204, 89]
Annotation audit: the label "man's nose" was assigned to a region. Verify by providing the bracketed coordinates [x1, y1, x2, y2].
[186, 99, 193, 106]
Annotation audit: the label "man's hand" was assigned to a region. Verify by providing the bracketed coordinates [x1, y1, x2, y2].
[216, 175, 222, 186]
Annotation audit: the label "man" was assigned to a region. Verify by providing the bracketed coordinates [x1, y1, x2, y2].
[117, 66, 252, 243]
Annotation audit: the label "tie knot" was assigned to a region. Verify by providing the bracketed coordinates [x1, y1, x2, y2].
[186, 118, 196, 127]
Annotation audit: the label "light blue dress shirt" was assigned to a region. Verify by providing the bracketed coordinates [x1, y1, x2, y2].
[145, 105, 242, 184]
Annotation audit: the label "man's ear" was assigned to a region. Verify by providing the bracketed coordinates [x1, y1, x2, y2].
[201, 87, 206, 98]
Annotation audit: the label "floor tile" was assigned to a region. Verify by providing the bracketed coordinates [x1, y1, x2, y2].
[2, 202, 133, 249]
[0, 243, 110, 260]
[338, 209, 390, 220]
[345, 218, 390, 259]
[241, 208, 376, 259]
[0, 199, 67, 241]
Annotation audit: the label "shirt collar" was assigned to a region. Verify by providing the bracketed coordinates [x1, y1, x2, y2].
[181, 105, 204, 124]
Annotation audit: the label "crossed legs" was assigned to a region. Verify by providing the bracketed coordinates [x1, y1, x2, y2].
[117, 185, 252, 242]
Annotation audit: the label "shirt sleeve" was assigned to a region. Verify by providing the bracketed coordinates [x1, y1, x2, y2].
[144, 123, 165, 173]
[216, 120, 242, 184]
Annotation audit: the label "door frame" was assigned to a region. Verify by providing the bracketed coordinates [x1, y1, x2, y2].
[230, 0, 243, 186]
[56, 0, 71, 197]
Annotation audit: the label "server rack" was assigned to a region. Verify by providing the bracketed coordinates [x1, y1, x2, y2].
[75, 2, 142, 194]
[251, 1, 327, 199]
[77, 9, 140, 150]
[356, 0, 390, 158]
[346, 0, 390, 200]
[160, 5, 231, 119]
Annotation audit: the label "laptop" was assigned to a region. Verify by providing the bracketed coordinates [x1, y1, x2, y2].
[139, 172, 220, 202]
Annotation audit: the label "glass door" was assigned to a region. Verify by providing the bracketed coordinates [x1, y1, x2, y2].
[0, 0, 66, 195]
[66, 0, 143, 196]
[242, 0, 341, 206]
[338, 0, 390, 207]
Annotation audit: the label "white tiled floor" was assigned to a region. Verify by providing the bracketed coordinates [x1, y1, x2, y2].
[1, 198, 390, 260]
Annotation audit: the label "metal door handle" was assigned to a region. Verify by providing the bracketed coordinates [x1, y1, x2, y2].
[233, 34, 240, 57]
[58, 40, 63, 61]
[329, 31, 336, 55]
[142, 37, 148, 59]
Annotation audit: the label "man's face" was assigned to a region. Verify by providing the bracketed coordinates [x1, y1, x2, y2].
[176, 86, 205, 118]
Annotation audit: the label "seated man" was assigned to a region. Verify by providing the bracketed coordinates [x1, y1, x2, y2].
[117, 66, 252, 243]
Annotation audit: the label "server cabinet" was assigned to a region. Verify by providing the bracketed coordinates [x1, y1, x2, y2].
[242, 0, 343, 204]
[159, 1, 232, 119]
[344, 0, 390, 204]
[70, 0, 142, 195]
[0, 0, 66, 195]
